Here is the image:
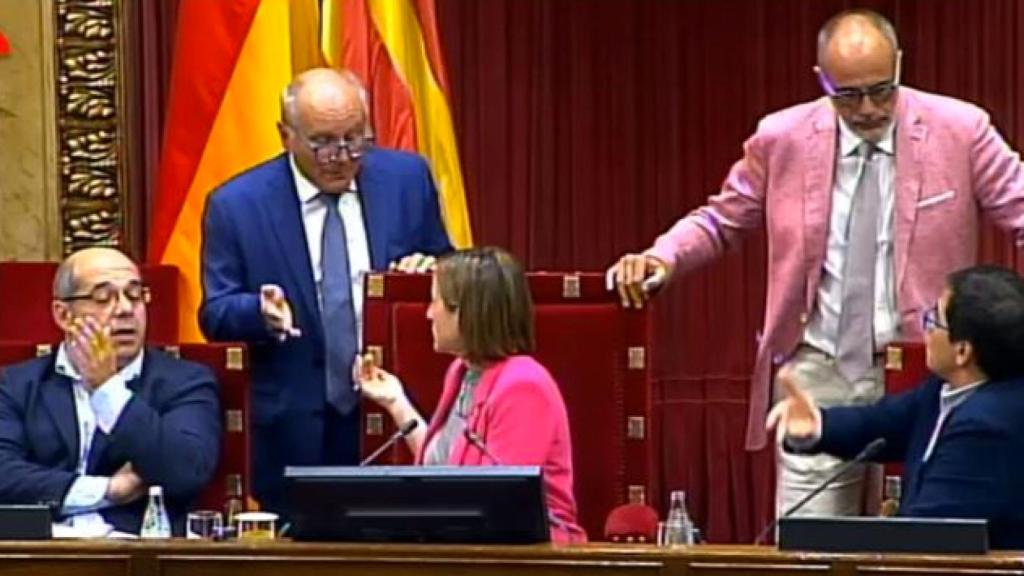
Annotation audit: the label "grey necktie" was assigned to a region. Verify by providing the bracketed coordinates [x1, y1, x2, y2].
[835, 142, 880, 383]
[320, 193, 359, 414]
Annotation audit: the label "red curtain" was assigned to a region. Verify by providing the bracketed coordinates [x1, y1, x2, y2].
[136, 0, 1024, 543]
[435, 0, 1024, 542]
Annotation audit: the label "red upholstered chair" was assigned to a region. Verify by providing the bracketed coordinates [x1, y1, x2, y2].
[0, 262, 59, 343]
[0, 261, 179, 345]
[882, 342, 928, 481]
[0, 341, 45, 373]
[604, 503, 659, 543]
[361, 272, 657, 539]
[161, 343, 251, 513]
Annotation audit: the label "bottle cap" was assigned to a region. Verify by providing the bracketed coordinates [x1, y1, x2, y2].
[149, 485, 163, 496]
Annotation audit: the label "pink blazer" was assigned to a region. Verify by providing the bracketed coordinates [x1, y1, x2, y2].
[648, 87, 1024, 450]
[417, 355, 587, 543]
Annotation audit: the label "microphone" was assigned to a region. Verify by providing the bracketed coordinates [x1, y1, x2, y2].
[463, 428, 503, 465]
[753, 437, 887, 545]
[359, 419, 419, 466]
[463, 428, 574, 534]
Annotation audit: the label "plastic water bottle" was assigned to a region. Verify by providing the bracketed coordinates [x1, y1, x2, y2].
[140, 485, 172, 538]
[663, 490, 695, 545]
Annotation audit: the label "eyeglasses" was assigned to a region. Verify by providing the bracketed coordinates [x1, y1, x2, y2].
[921, 305, 948, 332]
[289, 127, 374, 164]
[62, 281, 150, 306]
[815, 51, 902, 108]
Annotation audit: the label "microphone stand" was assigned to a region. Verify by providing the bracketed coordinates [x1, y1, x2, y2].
[360, 419, 419, 466]
[754, 437, 887, 545]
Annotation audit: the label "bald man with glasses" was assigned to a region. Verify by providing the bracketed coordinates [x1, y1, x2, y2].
[609, 8, 1024, 517]
[0, 247, 221, 536]
[200, 68, 452, 516]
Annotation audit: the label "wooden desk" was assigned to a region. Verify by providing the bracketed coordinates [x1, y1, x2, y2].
[0, 541, 1022, 576]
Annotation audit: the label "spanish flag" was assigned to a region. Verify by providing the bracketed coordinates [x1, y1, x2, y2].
[322, 0, 472, 248]
[150, 0, 320, 342]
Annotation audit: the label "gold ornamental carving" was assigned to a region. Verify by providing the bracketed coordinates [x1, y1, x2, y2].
[54, 0, 126, 253]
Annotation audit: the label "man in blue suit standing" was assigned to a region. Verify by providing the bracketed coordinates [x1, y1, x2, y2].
[0, 248, 221, 535]
[769, 265, 1024, 549]
[200, 68, 453, 514]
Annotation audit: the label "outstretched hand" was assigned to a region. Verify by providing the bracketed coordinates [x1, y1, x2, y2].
[260, 284, 301, 341]
[765, 363, 821, 442]
[353, 352, 405, 408]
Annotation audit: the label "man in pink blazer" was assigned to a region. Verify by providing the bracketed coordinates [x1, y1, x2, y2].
[609, 9, 1024, 516]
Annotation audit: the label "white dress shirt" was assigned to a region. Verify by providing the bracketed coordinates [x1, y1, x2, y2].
[922, 380, 985, 462]
[54, 344, 142, 529]
[289, 155, 372, 348]
[804, 119, 899, 358]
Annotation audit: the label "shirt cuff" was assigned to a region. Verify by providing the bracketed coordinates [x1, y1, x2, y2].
[61, 475, 111, 515]
[90, 373, 133, 433]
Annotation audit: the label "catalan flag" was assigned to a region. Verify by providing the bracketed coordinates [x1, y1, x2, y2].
[149, 0, 321, 342]
[322, 0, 473, 248]
[152, 0, 470, 342]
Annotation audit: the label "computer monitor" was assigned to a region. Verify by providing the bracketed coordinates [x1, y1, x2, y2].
[284, 465, 550, 543]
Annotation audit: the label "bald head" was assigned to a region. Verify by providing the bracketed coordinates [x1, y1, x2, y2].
[815, 10, 900, 143]
[817, 10, 898, 69]
[280, 68, 368, 132]
[54, 247, 138, 299]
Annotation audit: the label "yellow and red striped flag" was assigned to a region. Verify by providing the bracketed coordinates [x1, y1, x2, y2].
[150, 0, 320, 342]
[322, 0, 473, 248]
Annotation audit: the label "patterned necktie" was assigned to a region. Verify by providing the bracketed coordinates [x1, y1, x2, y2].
[835, 142, 880, 383]
[320, 193, 359, 414]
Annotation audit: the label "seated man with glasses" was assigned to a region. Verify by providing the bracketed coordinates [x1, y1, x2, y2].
[768, 265, 1024, 549]
[201, 67, 452, 516]
[609, 7, 1024, 517]
[0, 247, 221, 536]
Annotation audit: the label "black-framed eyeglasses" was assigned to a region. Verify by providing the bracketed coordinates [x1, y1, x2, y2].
[62, 281, 150, 306]
[921, 304, 948, 332]
[290, 128, 374, 164]
[815, 51, 902, 108]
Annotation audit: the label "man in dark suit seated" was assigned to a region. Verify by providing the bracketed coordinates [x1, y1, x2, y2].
[200, 68, 452, 514]
[768, 265, 1024, 549]
[0, 248, 221, 535]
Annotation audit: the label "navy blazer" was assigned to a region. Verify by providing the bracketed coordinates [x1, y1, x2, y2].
[199, 149, 452, 498]
[200, 149, 451, 411]
[0, 349, 221, 535]
[819, 375, 1024, 549]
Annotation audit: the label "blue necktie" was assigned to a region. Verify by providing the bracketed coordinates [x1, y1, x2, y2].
[320, 193, 359, 414]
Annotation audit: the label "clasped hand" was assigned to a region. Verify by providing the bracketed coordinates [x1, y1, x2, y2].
[605, 254, 671, 309]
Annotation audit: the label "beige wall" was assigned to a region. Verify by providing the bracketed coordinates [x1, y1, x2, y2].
[0, 0, 58, 260]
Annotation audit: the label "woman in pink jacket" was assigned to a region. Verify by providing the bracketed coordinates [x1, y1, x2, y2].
[357, 247, 586, 543]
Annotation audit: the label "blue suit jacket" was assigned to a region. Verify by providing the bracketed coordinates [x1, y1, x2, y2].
[199, 149, 452, 500]
[818, 375, 1024, 549]
[0, 349, 221, 535]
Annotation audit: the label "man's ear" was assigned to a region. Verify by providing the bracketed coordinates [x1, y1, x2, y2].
[277, 121, 290, 149]
[52, 300, 74, 333]
[954, 340, 974, 368]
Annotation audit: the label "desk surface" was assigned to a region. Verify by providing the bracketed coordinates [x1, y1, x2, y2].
[0, 541, 1023, 576]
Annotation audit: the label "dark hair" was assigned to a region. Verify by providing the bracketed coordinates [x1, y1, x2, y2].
[945, 265, 1024, 381]
[435, 247, 534, 364]
[817, 9, 899, 64]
